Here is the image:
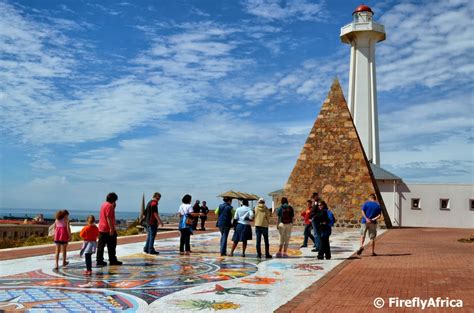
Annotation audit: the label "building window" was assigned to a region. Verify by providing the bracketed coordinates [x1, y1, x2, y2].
[440, 199, 450, 210]
[470, 199, 474, 211]
[411, 198, 421, 210]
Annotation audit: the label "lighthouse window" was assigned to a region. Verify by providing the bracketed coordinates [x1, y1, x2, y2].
[411, 198, 420, 210]
[469, 199, 474, 211]
[440, 199, 450, 210]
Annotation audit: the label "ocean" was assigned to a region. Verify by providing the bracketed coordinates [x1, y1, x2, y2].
[0, 207, 148, 221]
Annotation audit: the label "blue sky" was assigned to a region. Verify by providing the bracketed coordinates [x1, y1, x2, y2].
[1, 0, 473, 214]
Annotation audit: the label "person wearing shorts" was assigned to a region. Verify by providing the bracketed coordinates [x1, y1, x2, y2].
[276, 197, 294, 258]
[357, 194, 381, 256]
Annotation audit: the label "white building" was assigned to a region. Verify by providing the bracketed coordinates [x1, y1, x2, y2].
[372, 164, 474, 229]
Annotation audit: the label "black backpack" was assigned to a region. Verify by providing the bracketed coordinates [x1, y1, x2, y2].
[281, 206, 293, 224]
[141, 201, 151, 226]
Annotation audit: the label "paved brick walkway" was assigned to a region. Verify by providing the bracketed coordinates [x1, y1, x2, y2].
[277, 227, 474, 313]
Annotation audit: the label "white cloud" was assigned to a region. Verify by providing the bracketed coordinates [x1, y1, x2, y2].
[244, 82, 278, 103]
[59, 4, 75, 13]
[278, 74, 299, 87]
[242, 0, 326, 22]
[9, 112, 309, 212]
[229, 56, 348, 106]
[0, 5, 247, 145]
[87, 3, 121, 16]
[134, 22, 248, 81]
[378, 91, 473, 181]
[380, 94, 473, 151]
[30, 159, 56, 171]
[377, 0, 474, 91]
[385, 160, 473, 182]
[29, 175, 68, 187]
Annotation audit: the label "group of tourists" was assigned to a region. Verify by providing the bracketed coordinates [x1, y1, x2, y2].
[51, 191, 382, 275]
[299, 192, 336, 260]
[192, 200, 210, 231]
[205, 191, 381, 260]
[51, 192, 122, 274]
[212, 193, 334, 260]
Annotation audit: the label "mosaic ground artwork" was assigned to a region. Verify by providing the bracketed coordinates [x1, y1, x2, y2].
[0, 227, 370, 312]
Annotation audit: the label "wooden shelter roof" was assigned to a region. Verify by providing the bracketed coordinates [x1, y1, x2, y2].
[218, 190, 259, 200]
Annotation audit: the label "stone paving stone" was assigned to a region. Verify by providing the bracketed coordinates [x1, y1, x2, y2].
[277, 227, 473, 313]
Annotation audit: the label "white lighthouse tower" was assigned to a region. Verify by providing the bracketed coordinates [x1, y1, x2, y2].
[340, 4, 385, 165]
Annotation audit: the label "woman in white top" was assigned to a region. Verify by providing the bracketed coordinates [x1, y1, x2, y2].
[230, 199, 254, 257]
[178, 194, 201, 255]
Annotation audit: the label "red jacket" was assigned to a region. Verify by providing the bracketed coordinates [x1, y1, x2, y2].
[80, 224, 99, 241]
[301, 207, 312, 225]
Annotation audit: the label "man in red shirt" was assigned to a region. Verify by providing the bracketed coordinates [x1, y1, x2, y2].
[96, 192, 122, 266]
[301, 200, 315, 248]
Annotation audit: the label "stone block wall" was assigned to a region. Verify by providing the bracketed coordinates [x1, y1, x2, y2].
[283, 79, 391, 228]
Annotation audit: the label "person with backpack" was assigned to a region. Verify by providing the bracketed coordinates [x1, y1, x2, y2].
[315, 201, 333, 260]
[276, 197, 294, 258]
[143, 192, 164, 255]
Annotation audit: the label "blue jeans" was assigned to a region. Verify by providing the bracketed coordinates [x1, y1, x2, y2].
[255, 226, 270, 256]
[144, 224, 158, 253]
[219, 226, 231, 255]
[312, 220, 321, 250]
[303, 224, 315, 246]
[318, 227, 331, 259]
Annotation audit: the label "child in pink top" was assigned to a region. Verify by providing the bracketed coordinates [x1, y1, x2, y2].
[53, 210, 71, 270]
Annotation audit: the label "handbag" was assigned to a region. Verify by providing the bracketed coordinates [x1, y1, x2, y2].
[185, 215, 194, 226]
[243, 211, 253, 221]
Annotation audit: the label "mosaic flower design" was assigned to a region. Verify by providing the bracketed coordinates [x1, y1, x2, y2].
[240, 276, 280, 285]
[171, 299, 240, 311]
[294, 264, 324, 271]
[194, 284, 269, 297]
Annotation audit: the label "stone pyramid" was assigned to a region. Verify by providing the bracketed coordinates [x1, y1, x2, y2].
[284, 79, 392, 228]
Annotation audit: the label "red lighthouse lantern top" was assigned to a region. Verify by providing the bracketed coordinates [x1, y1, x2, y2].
[353, 4, 374, 15]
